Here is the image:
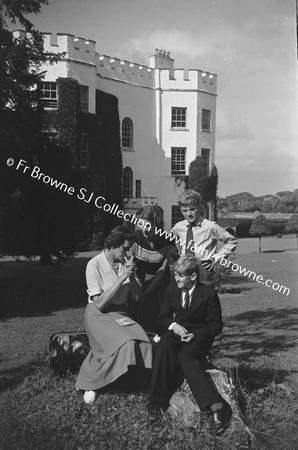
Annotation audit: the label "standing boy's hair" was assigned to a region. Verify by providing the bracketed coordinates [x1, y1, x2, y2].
[178, 190, 202, 208]
[173, 255, 200, 277]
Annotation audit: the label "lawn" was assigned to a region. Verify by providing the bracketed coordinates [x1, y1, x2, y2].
[1, 236, 298, 449]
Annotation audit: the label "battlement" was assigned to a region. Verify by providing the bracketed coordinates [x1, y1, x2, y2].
[97, 55, 155, 88]
[12, 31, 216, 92]
[160, 68, 217, 93]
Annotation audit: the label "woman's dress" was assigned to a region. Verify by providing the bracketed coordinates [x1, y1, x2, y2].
[76, 251, 152, 391]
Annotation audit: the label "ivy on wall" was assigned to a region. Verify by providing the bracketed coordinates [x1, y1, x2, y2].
[56, 77, 80, 163]
[96, 90, 123, 232]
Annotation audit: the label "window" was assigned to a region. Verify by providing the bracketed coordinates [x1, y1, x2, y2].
[201, 148, 210, 175]
[41, 82, 58, 108]
[122, 167, 133, 197]
[171, 147, 186, 175]
[171, 107, 187, 128]
[171, 206, 184, 228]
[79, 85, 89, 112]
[135, 180, 141, 198]
[80, 133, 90, 169]
[122, 118, 133, 149]
[202, 109, 211, 132]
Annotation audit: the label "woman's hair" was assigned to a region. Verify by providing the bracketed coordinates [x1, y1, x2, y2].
[178, 190, 202, 208]
[105, 226, 136, 249]
[136, 205, 164, 230]
[173, 255, 200, 277]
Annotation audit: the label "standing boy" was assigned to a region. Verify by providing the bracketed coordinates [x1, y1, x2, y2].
[171, 190, 237, 282]
[148, 255, 232, 436]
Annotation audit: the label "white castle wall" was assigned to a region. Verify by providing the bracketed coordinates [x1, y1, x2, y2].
[99, 76, 166, 203]
[13, 31, 217, 228]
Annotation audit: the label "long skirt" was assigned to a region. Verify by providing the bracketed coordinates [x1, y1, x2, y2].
[76, 303, 153, 391]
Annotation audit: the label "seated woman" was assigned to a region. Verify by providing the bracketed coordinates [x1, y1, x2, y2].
[131, 205, 177, 332]
[76, 226, 153, 404]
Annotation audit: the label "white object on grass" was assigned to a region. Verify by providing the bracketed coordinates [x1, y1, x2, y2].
[83, 390, 96, 404]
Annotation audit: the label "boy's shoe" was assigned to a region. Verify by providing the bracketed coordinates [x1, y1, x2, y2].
[83, 390, 96, 404]
[147, 402, 168, 422]
[209, 401, 232, 436]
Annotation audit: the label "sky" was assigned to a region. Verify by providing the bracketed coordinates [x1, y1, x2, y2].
[23, 0, 298, 197]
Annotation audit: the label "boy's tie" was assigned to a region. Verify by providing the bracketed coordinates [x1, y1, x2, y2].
[185, 224, 195, 255]
[182, 290, 190, 310]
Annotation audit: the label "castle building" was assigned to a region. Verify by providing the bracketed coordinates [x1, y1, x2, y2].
[14, 31, 217, 230]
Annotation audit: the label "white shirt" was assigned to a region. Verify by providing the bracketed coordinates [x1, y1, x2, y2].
[168, 282, 196, 330]
[171, 218, 237, 261]
[86, 251, 129, 303]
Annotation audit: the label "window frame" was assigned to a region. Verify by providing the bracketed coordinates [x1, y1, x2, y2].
[121, 117, 133, 150]
[201, 109, 211, 132]
[79, 85, 89, 113]
[171, 107, 187, 129]
[40, 82, 58, 109]
[201, 148, 210, 175]
[171, 205, 185, 228]
[122, 167, 133, 197]
[135, 179, 141, 198]
[171, 147, 186, 176]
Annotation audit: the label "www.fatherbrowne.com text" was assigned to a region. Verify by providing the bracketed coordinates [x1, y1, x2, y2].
[7, 157, 291, 296]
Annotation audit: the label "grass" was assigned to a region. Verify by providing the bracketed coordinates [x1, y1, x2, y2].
[0, 360, 215, 450]
[0, 359, 297, 449]
[1, 246, 298, 449]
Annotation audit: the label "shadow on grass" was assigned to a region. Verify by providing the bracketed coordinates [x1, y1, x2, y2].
[0, 356, 47, 393]
[231, 364, 294, 392]
[262, 250, 286, 253]
[217, 307, 298, 365]
[0, 256, 91, 320]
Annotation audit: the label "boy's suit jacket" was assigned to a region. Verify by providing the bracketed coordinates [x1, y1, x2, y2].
[157, 282, 223, 351]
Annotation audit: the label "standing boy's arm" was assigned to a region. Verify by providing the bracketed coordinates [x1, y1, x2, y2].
[191, 289, 223, 343]
[212, 223, 237, 259]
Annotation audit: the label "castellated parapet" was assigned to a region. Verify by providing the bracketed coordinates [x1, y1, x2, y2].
[12, 31, 217, 93]
[97, 55, 155, 88]
[160, 68, 217, 94]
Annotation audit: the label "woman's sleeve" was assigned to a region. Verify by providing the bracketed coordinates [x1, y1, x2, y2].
[86, 259, 103, 298]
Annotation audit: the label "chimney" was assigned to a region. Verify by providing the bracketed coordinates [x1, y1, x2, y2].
[149, 48, 175, 72]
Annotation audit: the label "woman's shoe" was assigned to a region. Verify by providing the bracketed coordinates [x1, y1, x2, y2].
[83, 390, 96, 404]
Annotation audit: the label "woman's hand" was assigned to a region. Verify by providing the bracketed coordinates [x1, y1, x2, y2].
[121, 263, 135, 280]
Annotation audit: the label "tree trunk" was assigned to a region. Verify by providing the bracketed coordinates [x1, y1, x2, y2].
[296, 232, 298, 249]
[259, 236, 262, 253]
[40, 208, 52, 265]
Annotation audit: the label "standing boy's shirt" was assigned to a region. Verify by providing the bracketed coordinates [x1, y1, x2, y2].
[171, 218, 237, 261]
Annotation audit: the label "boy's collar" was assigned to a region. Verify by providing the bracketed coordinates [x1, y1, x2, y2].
[187, 217, 204, 227]
[182, 282, 196, 294]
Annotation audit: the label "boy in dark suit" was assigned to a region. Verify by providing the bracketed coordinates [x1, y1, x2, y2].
[148, 255, 232, 436]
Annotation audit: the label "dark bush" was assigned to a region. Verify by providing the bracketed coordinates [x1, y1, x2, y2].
[236, 221, 252, 238]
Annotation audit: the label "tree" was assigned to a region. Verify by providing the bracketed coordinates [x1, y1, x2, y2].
[206, 164, 218, 220]
[188, 155, 208, 207]
[285, 214, 298, 248]
[0, 0, 58, 112]
[188, 156, 218, 219]
[249, 214, 271, 253]
[0, 0, 73, 264]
